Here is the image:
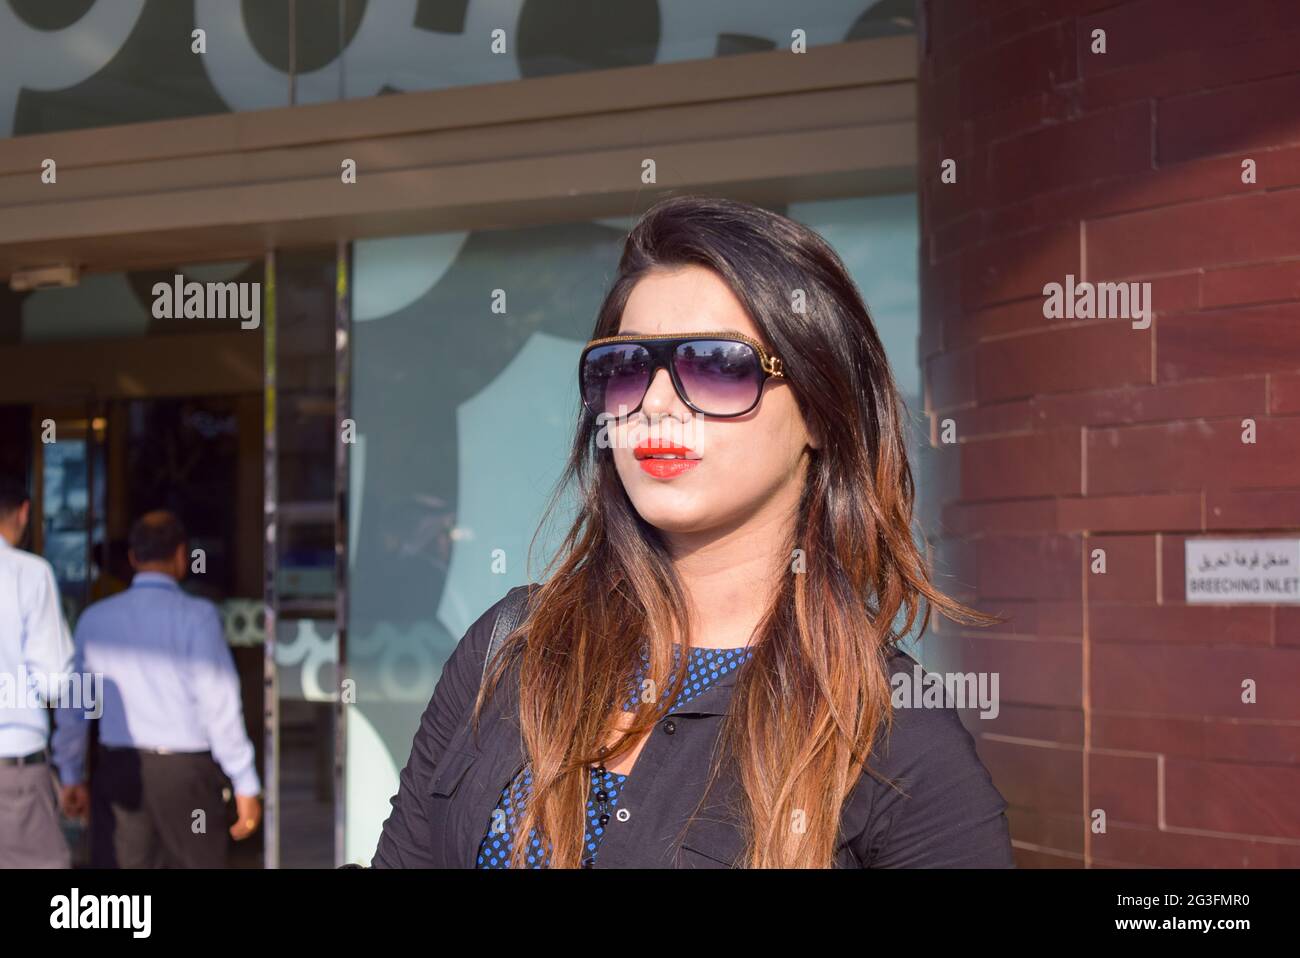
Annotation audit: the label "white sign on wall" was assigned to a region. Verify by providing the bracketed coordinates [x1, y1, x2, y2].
[1185, 538, 1300, 604]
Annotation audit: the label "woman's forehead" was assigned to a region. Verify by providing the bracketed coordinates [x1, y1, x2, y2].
[619, 267, 758, 339]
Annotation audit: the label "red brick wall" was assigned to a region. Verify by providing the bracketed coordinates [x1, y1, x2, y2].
[917, 0, 1300, 867]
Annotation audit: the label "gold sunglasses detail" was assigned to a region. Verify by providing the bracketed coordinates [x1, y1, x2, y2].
[582, 330, 785, 378]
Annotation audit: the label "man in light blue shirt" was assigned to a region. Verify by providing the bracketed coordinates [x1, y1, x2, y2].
[0, 476, 74, 868]
[52, 510, 263, 867]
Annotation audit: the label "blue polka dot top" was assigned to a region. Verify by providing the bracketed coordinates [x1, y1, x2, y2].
[475, 644, 754, 868]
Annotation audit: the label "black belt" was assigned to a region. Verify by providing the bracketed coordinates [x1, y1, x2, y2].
[99, 744, 212, 758]
[0, 749, 47, 767]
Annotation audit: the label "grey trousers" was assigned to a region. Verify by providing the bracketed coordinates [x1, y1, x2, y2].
[0, 762, 71, 868]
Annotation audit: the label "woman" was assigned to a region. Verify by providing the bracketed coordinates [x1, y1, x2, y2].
[373, 195, 1014, 869]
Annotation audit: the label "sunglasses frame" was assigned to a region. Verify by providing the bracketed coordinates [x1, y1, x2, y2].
[579, 330, 786, 419]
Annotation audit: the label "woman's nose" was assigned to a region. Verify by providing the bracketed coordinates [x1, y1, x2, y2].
[640, 367, 685, 416]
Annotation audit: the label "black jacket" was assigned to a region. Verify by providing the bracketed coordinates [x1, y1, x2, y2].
[372, 586, 1015, 868]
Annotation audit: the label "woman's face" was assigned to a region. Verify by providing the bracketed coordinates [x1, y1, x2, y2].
[607, 265, 818, 537]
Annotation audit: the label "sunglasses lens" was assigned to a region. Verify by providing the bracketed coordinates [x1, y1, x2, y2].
[674, 340, 763, 415]
[581, 343, 652, 416]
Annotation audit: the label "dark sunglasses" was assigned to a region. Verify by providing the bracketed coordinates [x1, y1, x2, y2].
[579, 331, 786, 419]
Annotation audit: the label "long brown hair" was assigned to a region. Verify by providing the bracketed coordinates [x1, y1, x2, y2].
[472, 194, 991, 868]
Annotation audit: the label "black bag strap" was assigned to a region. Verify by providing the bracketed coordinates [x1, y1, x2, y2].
[481, 584, 532, 686]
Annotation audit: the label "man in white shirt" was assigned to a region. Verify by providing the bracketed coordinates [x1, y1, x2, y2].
[51, 509, 262, 867]
[0, 476, 75, 868]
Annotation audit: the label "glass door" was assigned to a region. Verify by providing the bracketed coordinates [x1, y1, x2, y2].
[33, 404, 106, 631]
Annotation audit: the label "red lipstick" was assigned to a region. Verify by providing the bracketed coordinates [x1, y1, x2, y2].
[633, 440, 701, 479]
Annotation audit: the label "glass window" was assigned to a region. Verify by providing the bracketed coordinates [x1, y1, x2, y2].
[0, 260, 263, 345]
[0, 1, 914, 137]
[0, 1, 289, 137]
[336, 0, 914, 103]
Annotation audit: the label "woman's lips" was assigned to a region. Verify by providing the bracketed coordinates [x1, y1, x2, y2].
[637, 458, 700, 479]
[633, 441, 701, 480]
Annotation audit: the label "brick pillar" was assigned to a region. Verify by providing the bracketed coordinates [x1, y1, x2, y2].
[917, 0, 1300, 867]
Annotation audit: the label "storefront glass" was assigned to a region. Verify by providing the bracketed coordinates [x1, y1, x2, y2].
[1, 0, 911, 137]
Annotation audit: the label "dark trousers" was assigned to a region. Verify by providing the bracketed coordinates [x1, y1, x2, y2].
[90, 746, 230, 868]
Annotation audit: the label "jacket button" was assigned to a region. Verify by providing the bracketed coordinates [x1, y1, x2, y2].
[662, 720, 676, 735]
[582, 857, 595, 868]
[616, 808, 630, 822]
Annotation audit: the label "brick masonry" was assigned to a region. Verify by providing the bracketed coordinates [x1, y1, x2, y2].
[917, 0, 1300, 867]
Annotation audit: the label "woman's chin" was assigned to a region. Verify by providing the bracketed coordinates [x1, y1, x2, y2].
[631, 498, 715, 535]
[633, 495, 750, 537]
